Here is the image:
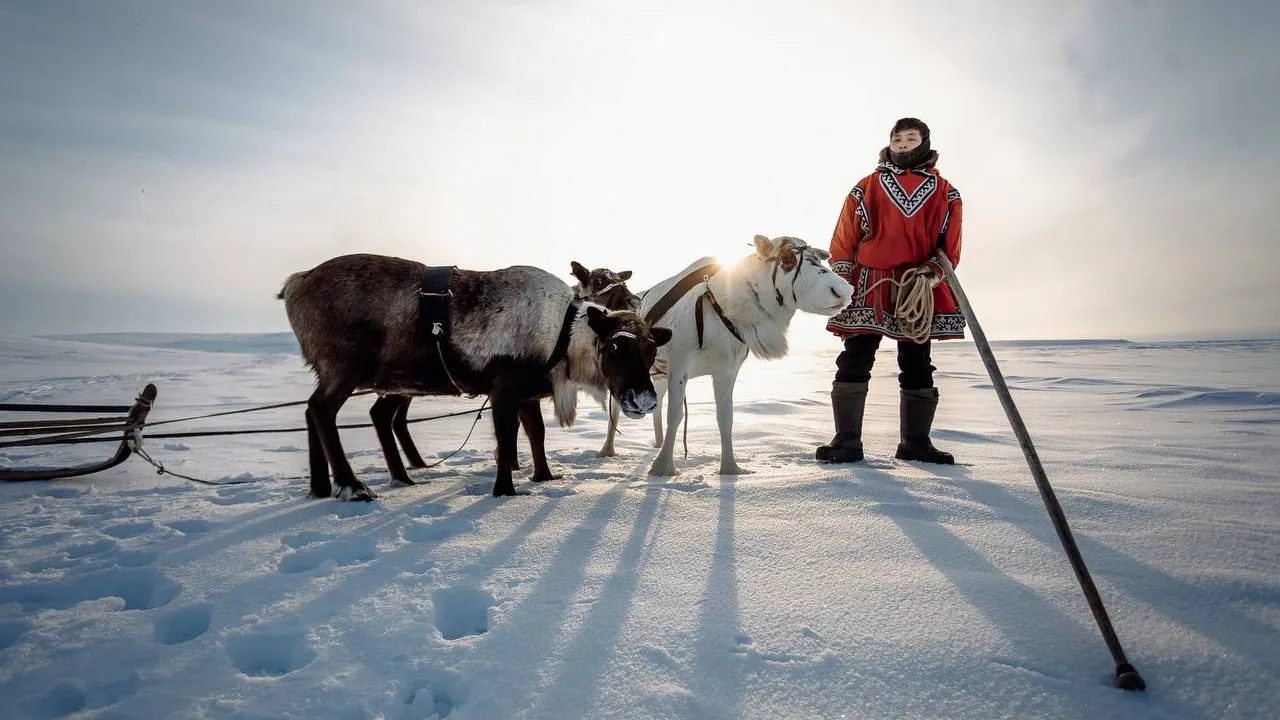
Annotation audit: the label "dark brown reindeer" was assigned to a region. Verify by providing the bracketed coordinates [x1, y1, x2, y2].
[360, 262, 641, 479]
[278, 253, 670, 500]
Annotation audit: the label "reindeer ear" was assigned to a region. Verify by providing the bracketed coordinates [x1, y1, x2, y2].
[813, 248, 831, 262]
[585, 305, 616, 337]
[650, 326, 673, 347]
[618, 270, 633, 281]
[570, 261, 590, 286]
[754, 234, 775, 257]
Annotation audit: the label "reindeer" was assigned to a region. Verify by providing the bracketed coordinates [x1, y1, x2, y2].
[597, 235, 853, 476]
[375, 261, 641, 479]
[279, 253, 671, 499]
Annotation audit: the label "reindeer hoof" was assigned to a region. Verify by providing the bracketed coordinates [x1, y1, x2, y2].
[719, 463, 752, 476]
[530, 472, 562, 483]
[492, 487, 532, 497]
[335, 483, 378, 501]
[648, 460, 678, 477]
[390, 476, 417, 488]
[596, 447, 617, 458]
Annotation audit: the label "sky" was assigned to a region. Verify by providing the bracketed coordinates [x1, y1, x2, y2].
[1, 0, 1277, 341]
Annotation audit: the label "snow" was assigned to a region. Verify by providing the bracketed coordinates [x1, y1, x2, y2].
[1, 332, 1277, 719]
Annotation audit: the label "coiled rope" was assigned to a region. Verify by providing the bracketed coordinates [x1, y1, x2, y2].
[848, 264, 941, 344]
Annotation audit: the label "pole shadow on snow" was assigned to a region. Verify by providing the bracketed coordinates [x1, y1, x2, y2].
[524, 485, 668, 718]
[955, 476, 1280, 684]
[850, 465, 1104, 683]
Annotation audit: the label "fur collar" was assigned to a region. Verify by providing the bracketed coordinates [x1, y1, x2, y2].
[876, 147, 939, 173]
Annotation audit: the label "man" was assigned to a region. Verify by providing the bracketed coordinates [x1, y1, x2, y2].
[817, 117, 966, 464]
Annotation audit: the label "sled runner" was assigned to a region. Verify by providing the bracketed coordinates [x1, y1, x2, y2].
[0, 384, 157, 482]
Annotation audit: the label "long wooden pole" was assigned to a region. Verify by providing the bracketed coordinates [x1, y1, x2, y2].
[934, 251, 1145, 691]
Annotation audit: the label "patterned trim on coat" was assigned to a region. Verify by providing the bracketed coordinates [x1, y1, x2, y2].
[848, 185, 871, 242]
[878, 171, 937, 218]
[827, 307, 967, 341]
[947, 187, 961, 202]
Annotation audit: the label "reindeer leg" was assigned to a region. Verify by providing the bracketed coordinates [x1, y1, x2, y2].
[598, 399, 620, 457]
[518, 399, 560, 482]
[713, 366, 751, 475]
[304, 405, 331, 498]
[308, 383, 377, 501]
[651, 374, 667, 448]
[649, 369, 685, 477]
[392, 395, 428, 469]
[371, 395, 414, 487]
[490, 390, 528, 497]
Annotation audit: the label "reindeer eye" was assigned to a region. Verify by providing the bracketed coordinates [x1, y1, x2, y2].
[610, 341, 619, 353]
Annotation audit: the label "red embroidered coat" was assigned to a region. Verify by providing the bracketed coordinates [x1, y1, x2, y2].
[825, 162, 966, 341]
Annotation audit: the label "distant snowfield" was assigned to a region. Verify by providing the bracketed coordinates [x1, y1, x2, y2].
[1, 332, 1277, 719]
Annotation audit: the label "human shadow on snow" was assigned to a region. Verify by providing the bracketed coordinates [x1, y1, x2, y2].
[848, 464, 1105, 683]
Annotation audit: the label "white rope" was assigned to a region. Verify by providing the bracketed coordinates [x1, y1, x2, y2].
[849, 264, 941, 344]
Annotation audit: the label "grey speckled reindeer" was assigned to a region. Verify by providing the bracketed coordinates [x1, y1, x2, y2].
[278, 253, 670, 500]
[374, 261, 641, 478]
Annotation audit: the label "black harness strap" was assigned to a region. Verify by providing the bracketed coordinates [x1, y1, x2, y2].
[542, 299, 582, 375]
[643, 261, 747, 350]
[418, 266, 473, 395]
[644, 262, 721, 327]
[695, 288, 745, 348]
[418, 266, 456, 341]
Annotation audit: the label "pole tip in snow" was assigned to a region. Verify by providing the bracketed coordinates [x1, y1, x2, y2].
[1116, 663, 1146, 691]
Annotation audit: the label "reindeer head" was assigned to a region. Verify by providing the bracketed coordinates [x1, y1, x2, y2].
[584, 306, 672, 418]
[753, 234, 853, 317]
[571, 261, 640, 312]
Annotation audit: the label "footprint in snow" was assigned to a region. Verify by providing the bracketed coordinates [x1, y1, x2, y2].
[405, 502, 449, 519]
[0, 567, 181, 611]
[153, 603, 214, 645]
[0, 617, 33, 652]
[433, 586, 494, 641]
[399, 667, 470, 720]
[209, 485, 273, 506]
[277, 537, 377, 574]
[101, 520, 156, 539]
[280, 531, 332, 549]
[400, 517, 474, 544]
[226, 627, 316, 677]
[163, 518, 218, 535]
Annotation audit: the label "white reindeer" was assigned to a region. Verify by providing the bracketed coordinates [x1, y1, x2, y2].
[598, 234, 853, 476]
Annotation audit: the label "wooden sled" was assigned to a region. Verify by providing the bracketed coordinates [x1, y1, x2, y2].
[0, 384, 157, 482]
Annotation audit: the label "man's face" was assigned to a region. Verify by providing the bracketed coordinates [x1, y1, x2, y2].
[890, 129, 923, 153]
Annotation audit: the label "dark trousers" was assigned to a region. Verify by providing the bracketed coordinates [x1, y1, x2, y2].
[835, 334, 935, 390]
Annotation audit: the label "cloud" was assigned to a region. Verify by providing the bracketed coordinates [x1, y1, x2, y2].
[1, 0, 1275, 339]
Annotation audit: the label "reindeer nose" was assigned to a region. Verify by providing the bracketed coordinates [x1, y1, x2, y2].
[619, 388, 657, 418]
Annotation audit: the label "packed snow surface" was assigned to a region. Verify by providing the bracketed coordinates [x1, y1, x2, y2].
[1, 333, 1277, 719]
